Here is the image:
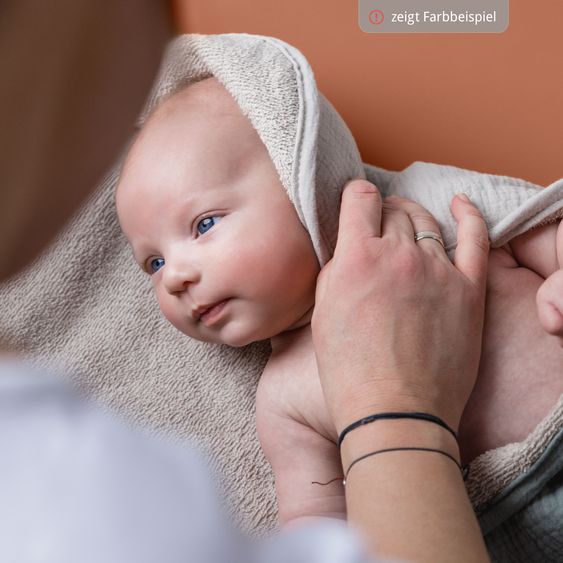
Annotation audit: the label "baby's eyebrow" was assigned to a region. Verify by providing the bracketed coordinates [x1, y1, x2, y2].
[169, 192, 204, 222]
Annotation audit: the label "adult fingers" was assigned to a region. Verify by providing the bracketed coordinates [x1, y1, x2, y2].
[386, 196, 449, 263]
[334, 180, 382, 253]
[381, 197, 415, 244]
[450, 194, 490, 291]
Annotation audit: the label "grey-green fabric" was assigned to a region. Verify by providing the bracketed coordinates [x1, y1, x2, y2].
[478, 425, 563, 561]
[0, 33, 562, 553]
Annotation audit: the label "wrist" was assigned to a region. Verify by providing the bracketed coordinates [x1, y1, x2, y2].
[332, 390, 461, 438]
[340, 417, 461, 473]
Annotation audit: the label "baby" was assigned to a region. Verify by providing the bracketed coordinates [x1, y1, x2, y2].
[116, 77, 563, 525]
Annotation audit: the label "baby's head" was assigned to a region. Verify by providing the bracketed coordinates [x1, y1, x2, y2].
[116, 78, 320, 347]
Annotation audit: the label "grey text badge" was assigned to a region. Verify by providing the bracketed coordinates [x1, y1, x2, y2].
[359, 0, 509, 33]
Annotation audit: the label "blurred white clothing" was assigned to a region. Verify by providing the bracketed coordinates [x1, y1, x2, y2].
[0, 358, 391, 563]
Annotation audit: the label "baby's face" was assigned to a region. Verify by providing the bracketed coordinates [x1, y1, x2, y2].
[116, 79, 320, 347]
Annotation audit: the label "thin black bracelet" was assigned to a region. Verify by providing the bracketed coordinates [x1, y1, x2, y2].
[343, 446, 464, 485]
[338, 411, 458, 449]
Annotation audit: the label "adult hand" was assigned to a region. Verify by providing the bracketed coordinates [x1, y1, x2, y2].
[311, 180, 490, 435]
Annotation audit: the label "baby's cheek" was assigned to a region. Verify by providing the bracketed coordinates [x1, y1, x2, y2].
[158, 299, 180, 328]
[226, 250, 268, 293]
[155, 294, 188, 333]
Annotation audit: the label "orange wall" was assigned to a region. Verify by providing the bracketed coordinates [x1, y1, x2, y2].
[173, 1, 562, 186]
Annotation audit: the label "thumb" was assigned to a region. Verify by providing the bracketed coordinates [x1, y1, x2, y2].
[335, 180, 382, 252]
[451, 193, 490, 291]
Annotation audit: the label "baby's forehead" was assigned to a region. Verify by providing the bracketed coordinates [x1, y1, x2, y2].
[123, 79, 261, 173]
[138, 78, 263, 163]
[118, 78, 272, 206]
[150, 77, 243, 127]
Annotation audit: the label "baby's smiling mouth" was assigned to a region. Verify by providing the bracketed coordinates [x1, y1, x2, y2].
[193, 299, 231, 325]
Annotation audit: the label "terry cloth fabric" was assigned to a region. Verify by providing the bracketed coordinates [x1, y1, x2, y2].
[478, 419, 563, 562]
[1, 33, 562, 544]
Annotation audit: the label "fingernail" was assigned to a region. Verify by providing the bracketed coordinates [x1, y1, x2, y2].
[346, 179, 378, 193]
[456, 193, 470, 203]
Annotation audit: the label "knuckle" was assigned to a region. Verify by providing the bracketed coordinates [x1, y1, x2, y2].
[391, 247, 423, 278]
[382, 201, 398, 213]
[386, 197, 431, 214]
[411, 211, 438, 229]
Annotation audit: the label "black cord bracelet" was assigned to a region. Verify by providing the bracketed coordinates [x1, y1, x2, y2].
[343, 446, 464, 485]
[338, 411, 458, 449]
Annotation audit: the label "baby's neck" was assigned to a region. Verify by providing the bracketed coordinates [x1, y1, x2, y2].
[270, 321, 312, 356]
[269, 302, 314, 354]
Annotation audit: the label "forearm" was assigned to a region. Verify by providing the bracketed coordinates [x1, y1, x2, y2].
[256, 405, 347, 528]
[279, 497, 346, 528]
[281, 513, 346, 531]
[340, 420, 490, 563]
[274, 456, 347, 527]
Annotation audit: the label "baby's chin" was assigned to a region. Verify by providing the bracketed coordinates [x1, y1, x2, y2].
[216, 322, 284, 348]
[172, 302, 315, 347]
[176, 320, 272, 348]
[188, 318, 309, 348]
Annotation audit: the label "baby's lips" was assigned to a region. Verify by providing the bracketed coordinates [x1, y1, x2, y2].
[192, 298, 230, 322]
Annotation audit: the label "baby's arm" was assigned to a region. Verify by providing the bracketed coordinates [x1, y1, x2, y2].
[508, 221, 560, 277]
[508, 219, 563, 341]
[256, 404, 346, 527]
[255, 332, 346, 527]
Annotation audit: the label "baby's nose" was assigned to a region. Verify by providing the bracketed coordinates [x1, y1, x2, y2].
[162, 257, 200, 294]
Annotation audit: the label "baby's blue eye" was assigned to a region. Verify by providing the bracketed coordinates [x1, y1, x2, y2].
[197, 216, 222, 236]
[149, 257, 165, 274]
